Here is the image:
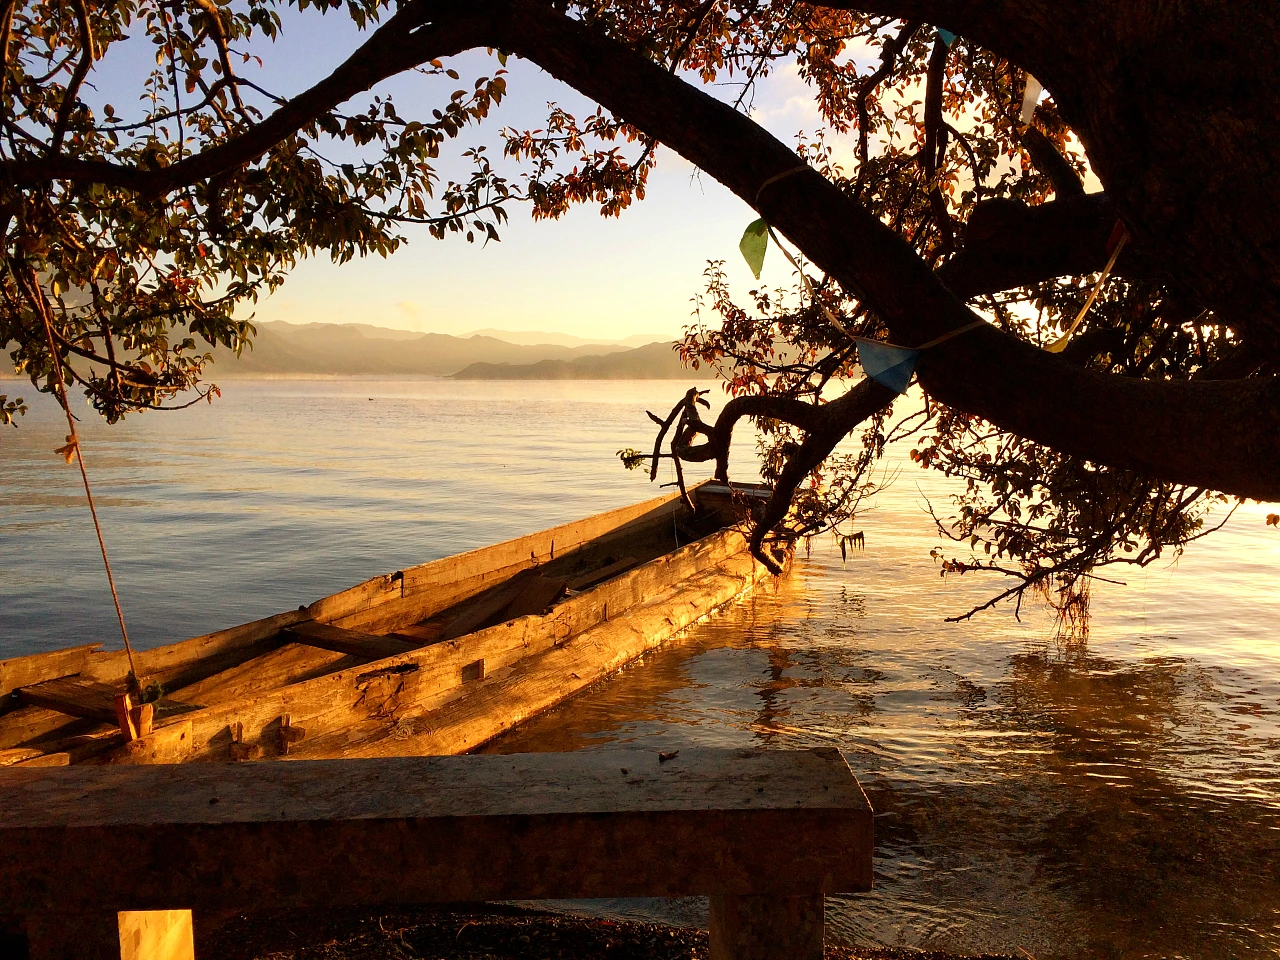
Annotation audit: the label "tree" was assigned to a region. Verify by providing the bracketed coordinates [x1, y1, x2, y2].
[3, 0, 1277, 617]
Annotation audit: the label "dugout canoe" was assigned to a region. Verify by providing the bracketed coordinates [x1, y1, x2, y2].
[0, 481, 774, 767]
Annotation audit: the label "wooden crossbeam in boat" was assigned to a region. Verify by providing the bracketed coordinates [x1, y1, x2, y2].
[387, 622, 444, 644]
[566, 556, 640, 592]
[283, 622, 420, 661]
[14, 677, 193, 736]
[15, 677, 124, 725]
[1, 644, 102, 701]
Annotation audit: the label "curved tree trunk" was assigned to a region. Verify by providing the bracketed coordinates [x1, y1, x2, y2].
[486, 0, 1280, 500]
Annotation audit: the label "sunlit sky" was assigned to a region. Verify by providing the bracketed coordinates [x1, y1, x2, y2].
[88, 10, 881, 342]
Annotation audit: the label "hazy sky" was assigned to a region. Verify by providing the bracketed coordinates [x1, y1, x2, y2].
[85, 11, 1058, 342]
[118, 12, 874, 341]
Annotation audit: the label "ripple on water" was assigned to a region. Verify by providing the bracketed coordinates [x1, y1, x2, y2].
[4, 379, 1279, 958]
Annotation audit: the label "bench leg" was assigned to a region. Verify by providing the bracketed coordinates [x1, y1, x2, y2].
[708, 895, 824, 960]
[26, 910, 194, 960]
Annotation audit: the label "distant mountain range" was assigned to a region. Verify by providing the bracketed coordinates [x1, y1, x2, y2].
[452, 341, 688, 380]
[462, 328, 672, 348]
[199, 320, 689, 379]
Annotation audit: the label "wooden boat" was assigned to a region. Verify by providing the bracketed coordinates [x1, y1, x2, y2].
[0, 482, 773, 767]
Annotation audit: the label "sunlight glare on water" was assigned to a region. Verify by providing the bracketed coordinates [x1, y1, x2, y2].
[2, 378, 1279, 959]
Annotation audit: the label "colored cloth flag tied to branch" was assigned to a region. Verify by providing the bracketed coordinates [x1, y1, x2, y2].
[1020, 75, 1043, 124]
[854, 339, 919, 394]
[937, 28, 957, 46]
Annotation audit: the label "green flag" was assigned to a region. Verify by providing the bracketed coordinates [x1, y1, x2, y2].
[739, 218, 769, 279]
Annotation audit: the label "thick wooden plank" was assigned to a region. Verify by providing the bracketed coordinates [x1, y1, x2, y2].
[82, 610, 309, 688]
[0, 746, 45, 766]
[387, 623, 443, 643]
[327, 487, 695, 637]
[0, 748, 872, 914]
[0, 645, 101, 701]
[283, 622, 419, 661]
[566, 556, 639, 591]
[397, 488, 689, 599]
[164, 644, 353, 709]
[10, 728, 123, 767]
[16, 677, 122, 725]
[0, 707, 103, 751]
[345, 553, 765, 758]
[304, 573, 403, 625]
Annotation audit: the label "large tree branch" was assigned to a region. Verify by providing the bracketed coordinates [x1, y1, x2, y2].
[486, 0, 1280, 500]
[743, 380, 897, 572]
[937, 192, 1151, 300]
[0, 0, 497, 194]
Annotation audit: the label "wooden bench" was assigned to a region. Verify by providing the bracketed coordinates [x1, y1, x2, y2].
[0, 747, 872, 960]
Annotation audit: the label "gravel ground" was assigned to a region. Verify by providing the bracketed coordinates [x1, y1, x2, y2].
[198, 903, 1020, 960]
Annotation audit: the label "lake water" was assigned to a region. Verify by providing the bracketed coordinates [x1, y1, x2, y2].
[2, 378, 1278, 958]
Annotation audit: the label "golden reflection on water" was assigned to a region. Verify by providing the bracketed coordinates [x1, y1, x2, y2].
[488, 549, 1280, 959]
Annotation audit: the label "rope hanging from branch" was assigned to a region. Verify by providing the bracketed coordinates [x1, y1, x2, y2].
[36, 304, 142, 694]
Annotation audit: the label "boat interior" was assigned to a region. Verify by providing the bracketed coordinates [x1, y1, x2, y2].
[0, 482, 770, 766]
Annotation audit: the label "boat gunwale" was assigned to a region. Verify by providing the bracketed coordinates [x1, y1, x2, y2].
[1, 485, 699, 694]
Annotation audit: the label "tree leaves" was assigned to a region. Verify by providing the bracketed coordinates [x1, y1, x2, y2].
[739, 218, 769, 279]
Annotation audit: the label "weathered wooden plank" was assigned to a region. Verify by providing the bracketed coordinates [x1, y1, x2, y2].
[328, 510, 689, 637]
[566, 556, 639, 591]
[163, 644, 353, 709]
[102, 529, 751, 764]
[397, 488, 689, 598]
[502, 575, 568, 620]
[0, 746, 45, 766]
[283, 622, 419, 661]
[304, 573, 403, 625]
[387, 623, 442, 643]
[12, 728, 123, 767]
[81, 609, 310, 688]
[0, 706, 103, 751]
[346, 554, 765, 758]
[16, 677, 122, 725]
[0, 645, 101, 701]
[325, 487, 696, 636]
[0, 748, 872, 915]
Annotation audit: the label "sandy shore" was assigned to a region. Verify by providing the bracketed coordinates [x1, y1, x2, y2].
[199, 903, 1018, 960]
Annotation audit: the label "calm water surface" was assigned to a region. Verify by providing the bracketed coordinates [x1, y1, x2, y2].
[2, 379, 1278, 958]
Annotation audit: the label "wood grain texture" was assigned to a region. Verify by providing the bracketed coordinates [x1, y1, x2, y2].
[339, 553, 766, 758]
[0, 645, 100, 701]
[0, 747, 872, 913]
[17, 677, 125, 725]
[283, 622, 419, 661]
